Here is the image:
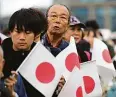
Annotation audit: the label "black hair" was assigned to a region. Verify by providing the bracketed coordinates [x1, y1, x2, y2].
[46, 4, 71, 23]
[85, 20, 100, 37]
[85, 28, 97, 37]
[85, 20, 99, 31]
[8, 8, 47, 36]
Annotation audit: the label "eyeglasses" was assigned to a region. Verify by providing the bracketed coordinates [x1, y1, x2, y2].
[48, 14, 69, 22]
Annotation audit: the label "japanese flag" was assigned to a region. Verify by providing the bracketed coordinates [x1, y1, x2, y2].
[56, 36, 80, 81]
[92, 38, 116, 84]
[18, 42, 63, 97]
[58, 66, 86, 97]
[58, 61, 102, 97]
[81, 61, 102, 97]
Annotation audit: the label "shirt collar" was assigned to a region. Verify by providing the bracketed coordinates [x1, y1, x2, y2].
[46, 34, 62, 48]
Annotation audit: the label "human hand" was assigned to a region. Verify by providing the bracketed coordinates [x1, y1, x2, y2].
[4, 71, 18, 97]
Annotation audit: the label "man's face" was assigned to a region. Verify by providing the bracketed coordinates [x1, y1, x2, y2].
[11, 26, 35, 51]
[65, 25, 83, 43]
[47, 5, 69, 36]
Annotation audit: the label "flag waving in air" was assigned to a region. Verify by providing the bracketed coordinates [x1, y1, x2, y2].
[58, 66, 85, 97]
[58, 61, 102, 97]
[81, 61, 102, 97]
[56, 36, 80, 81]
[92, 38, 114, 70]
[92, 38, 116, 84]
[18, 42, 63, 97]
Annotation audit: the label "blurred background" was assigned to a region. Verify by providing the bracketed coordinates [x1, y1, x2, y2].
[0, 0, 116, 32]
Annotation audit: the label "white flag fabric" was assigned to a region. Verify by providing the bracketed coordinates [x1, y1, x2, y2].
[18, 42, 63, 97]
[56, 36, 80, 81]
[58, 66, 85, 97]
[58, 61, 102, 97]
[92, 38, 116, 84]
[92, 38, 115, 70]
[0, 33, 8, 42]
[81, 61, 102, 97]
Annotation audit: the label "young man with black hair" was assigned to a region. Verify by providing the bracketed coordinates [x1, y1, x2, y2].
[2, 8, 47, 97]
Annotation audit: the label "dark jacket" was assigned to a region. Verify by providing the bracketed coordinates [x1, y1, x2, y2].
[2, 38, 35, 78]
[2, 38, 44, 97]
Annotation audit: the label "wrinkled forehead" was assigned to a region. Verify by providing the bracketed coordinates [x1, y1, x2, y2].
[48, 5, 70, 17]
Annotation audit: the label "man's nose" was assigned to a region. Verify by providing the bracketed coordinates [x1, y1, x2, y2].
[55, 17, 61, 23]
[19, 32, 26, 40]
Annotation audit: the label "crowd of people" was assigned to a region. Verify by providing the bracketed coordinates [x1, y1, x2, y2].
[0, 4, 116, 97]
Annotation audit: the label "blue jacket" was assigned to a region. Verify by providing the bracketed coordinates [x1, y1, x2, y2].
[14, 74, 27, 97]
[41, 34, 69, 56]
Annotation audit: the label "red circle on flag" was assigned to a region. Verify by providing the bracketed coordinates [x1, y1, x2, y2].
[65, 52, 80, 72]
[35, 62, 55, 83]
[76, 86, 83, 97]
[83, 76, 95, 94]
[102, 49, 112, 63]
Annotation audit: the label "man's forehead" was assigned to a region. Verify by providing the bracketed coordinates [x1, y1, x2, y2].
[48, 4, 69, 16]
